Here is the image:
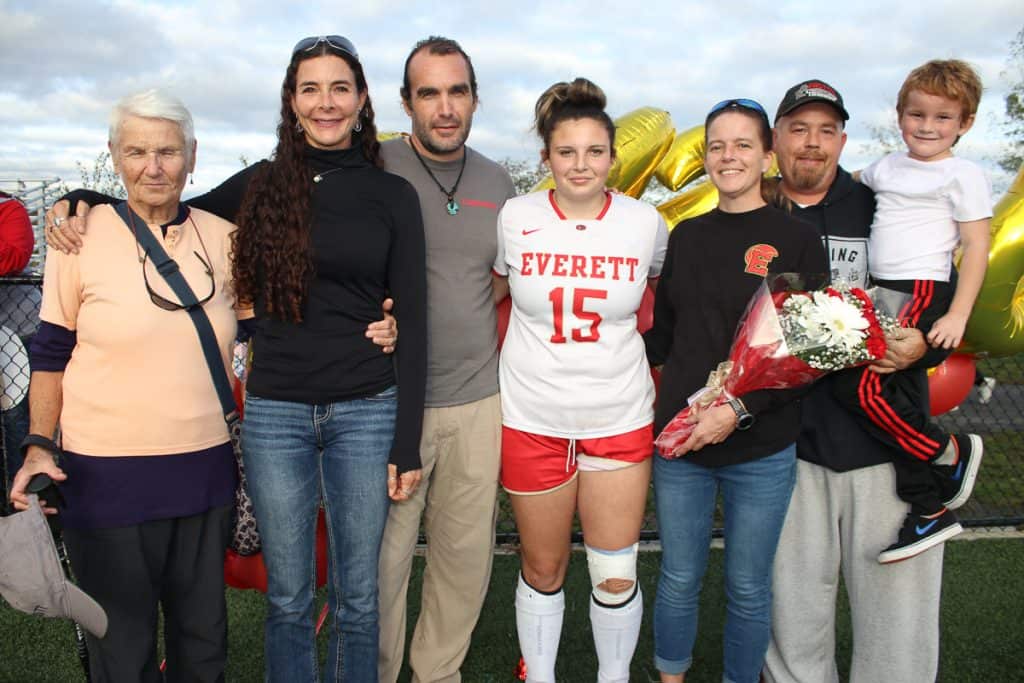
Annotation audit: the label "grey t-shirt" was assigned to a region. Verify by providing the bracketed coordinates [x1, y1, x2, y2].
[380, 137, 516, 407]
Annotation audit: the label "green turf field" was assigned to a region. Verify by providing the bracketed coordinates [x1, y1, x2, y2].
[2, 537, 1021, 681]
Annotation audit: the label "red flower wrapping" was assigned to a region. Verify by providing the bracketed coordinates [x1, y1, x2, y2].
[655, 274, 892, 457]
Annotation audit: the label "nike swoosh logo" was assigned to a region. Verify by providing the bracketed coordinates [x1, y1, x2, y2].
[915, 519, 939, 535]
[522, 229, 543, 235]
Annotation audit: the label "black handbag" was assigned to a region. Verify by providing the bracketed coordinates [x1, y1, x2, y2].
[115, 202, 261, 555]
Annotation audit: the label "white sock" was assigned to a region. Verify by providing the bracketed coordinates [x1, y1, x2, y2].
[934, 436, 957, 466]
[515, 573, 564, 683]
[591, 585, 642, 683]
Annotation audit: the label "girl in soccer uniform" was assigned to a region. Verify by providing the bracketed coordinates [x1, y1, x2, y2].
[492, 78, 667, 682]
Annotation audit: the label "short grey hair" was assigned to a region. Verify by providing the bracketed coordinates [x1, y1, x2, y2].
[108, 89, 195, 163]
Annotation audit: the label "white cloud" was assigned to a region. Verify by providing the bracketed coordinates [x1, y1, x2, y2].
[1, 0, 1020, 198]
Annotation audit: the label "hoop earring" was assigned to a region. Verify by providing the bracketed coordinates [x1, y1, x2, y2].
[354, 109, 363, 133]
[295, 121, 303, 134]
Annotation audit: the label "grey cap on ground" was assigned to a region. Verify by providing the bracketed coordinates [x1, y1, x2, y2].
[0, 495, 108, 638]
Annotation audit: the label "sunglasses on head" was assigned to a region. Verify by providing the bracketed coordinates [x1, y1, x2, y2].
[707, 98, 768, 119]
[291, 35, 359, 60]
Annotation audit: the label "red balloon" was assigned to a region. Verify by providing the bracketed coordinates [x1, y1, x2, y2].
[926, 353, 976, 416]
[233, 380, 245, 419]
[497, 296, 511, 350]
[224, 509, 329, 592]
[224, 546, 267, 591]
[637, 285, 655, 334]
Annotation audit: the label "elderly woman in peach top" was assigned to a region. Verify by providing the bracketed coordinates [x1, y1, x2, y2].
[10, 89, 238, 683]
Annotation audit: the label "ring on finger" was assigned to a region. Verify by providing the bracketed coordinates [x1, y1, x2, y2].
[54, 216, 64, 227]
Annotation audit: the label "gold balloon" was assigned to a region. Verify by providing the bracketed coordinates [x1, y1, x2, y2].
[532, 175, 555, 192]
[514, 98, 1024, 356]
[654, 136, 780, 230]
[654, 125, 706, 191]
[962, 162, 1024, 356]
[531, 107, 674, 197]
[608, 108, 675, 197]
[655, 180, 718, 228]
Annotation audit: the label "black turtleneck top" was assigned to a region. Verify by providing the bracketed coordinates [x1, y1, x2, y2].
[66, 145, 428, 472]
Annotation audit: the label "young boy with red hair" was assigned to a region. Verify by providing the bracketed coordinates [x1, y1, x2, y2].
[836, 59, 991, 563]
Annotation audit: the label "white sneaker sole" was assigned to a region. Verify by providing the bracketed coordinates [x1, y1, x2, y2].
[878, 522, 963, 564]
[944, 434, 984, 510]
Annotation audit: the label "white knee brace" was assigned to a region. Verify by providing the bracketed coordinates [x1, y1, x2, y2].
[585, 543, 638, 606]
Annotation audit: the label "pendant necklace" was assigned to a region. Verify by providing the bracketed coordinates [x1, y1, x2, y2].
[409, 141, 466, 216]
[313, 167, 345, 183]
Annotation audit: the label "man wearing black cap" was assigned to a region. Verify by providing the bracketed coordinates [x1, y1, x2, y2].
[763, 80, 944, 683]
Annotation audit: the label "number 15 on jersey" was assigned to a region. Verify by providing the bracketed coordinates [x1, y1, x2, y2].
[548, 286, 607, 343]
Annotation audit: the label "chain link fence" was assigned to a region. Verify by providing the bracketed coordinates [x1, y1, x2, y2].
[0, 180, 56, 512]
[492, 359, 1024, 542]
[3, 267, 1022, 532]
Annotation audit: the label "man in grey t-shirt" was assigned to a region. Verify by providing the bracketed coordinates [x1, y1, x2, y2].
[377, 37, 516, 683]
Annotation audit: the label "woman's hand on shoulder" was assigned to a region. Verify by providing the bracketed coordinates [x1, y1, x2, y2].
[45, 199, 91, 255]
[387, 463, 422, 502]
[671, 403, 737, 456]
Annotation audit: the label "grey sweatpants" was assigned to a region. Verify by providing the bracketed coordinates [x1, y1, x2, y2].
[764, 459, 942, 683]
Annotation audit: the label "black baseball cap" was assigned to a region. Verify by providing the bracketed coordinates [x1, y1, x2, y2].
[774, 79, 850, 123]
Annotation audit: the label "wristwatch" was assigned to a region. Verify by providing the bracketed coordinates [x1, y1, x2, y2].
[727, 398, 755, 431]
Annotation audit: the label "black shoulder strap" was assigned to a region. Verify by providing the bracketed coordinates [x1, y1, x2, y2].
[113, 202, 238, 425]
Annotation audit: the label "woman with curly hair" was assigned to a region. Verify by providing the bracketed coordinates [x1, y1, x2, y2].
[230, 36, 426, 681]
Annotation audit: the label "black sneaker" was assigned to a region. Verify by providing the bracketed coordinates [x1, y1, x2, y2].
[935, 434, 983, 510]
[878, 508, 963, 564]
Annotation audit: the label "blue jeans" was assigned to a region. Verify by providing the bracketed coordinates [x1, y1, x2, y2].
[653, 445, 796, 683]
[242, 386, 396, 682]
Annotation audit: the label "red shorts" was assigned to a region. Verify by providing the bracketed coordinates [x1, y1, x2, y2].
[500, 424, 653, 495]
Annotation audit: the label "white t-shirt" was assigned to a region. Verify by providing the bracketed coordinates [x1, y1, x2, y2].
[493, 190, 668, 438]
[861, 152, 992, 281]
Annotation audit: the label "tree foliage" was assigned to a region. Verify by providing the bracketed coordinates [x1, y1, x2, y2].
[999, 26, 1024, 174]
[500, 157, 546, 195]
[59, 152, 126, 199]
[860, 119, 903, 158]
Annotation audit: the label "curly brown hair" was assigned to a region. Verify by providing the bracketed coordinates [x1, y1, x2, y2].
[232, 41, 381, 322]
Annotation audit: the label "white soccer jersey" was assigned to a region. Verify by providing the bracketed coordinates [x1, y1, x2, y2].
[494, 190, 668, 438]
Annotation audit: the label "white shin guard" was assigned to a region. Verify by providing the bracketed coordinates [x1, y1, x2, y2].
[515, 573, 564, 683]
[590, 585, 642, 683]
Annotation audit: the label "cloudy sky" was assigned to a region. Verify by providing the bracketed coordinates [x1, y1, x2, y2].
[2, 0, 1022, 198]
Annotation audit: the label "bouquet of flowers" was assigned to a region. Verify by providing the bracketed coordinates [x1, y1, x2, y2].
[655, 273, 898, 456]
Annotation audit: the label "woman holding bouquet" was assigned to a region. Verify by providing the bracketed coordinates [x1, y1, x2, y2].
[493, 78, 668, 682]
[644, 99, 827, 683]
